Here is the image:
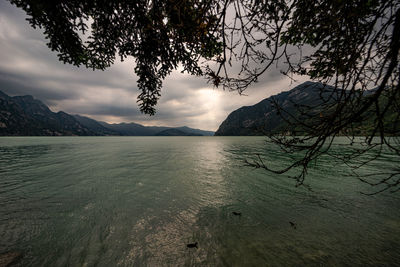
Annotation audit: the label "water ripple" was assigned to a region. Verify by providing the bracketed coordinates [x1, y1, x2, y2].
[0, 137, 398, 266]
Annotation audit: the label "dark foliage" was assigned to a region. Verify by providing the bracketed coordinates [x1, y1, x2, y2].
[9, 0, 223, 115]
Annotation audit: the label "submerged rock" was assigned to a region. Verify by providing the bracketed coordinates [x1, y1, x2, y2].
[187, 242, 198, 248]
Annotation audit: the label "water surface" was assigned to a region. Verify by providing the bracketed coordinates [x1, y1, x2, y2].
[0, 137, 399, 266]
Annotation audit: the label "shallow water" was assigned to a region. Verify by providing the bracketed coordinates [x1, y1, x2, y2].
[0, 137, 399, 266]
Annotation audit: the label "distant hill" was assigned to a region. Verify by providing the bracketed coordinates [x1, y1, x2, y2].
[73, 115, 119, 136]
[214, 81, 398, 136]
[155, 128, 201, 136]
[98, 121, 169, 136]
[96, 122, 214, 136]
[175, 126, 214, 136]
[0, 90, 214, 136]
[0, 91, 93, 136]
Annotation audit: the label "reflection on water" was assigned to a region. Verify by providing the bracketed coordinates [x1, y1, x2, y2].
[0, 137, 399, 266]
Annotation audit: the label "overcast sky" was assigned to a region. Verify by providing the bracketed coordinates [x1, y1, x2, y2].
[0, 1, 308, 131]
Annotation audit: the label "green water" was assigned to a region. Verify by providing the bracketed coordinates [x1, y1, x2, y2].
[0, 137, 399, 266]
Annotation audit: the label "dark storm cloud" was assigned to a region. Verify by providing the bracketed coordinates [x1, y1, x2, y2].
[0, 71, 81, 102]
[0, 1, 306, 131]
[70, 104, 142, 117]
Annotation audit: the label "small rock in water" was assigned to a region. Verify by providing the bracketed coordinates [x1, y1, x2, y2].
[289, 221, 297, 229]
[232, 211, 242, 216]
[0, 251, 22, 267]
[187, 242, 198, 248]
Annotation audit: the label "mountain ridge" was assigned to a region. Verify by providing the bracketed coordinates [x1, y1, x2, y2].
[214, 81, 396, 136]
[0, 90, 214, 136]
[0, 91, 94, 136]
[214, 82, 330, 135]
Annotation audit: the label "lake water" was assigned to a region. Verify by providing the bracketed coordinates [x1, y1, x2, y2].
[0, 137, 399, 266]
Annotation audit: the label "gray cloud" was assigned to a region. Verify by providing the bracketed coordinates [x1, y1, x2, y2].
[0, 71, 81, 102]
[0, 1, 308, 131]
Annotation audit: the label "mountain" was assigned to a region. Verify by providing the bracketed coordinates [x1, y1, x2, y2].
[215, 81, 333, 136]
[0, 90, 214, 136]
[155, 128, 201, 136]
[214, 81, 397, 136]
[97, 122, 214, 136]
[175, 126, 214, 136]
[0, 91, 93, 136]
[98, 122, 169, 136]
[73, 115, 119, 136]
